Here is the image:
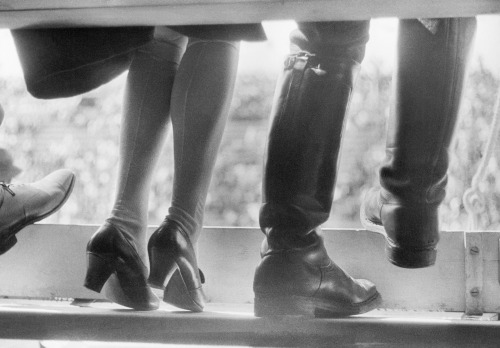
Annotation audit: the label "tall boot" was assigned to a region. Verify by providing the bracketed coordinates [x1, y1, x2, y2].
[361, 18, 477, 268]
[254, 51, 380, 317]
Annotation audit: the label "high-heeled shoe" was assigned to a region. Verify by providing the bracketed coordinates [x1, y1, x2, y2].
[84, 223, 159, 311]
[148, 218, 206, 312]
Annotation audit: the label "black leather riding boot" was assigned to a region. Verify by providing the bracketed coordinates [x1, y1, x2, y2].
[259, 52, 356, 243]
[254, 23, 380, 316]
[361, 18, 477, 268]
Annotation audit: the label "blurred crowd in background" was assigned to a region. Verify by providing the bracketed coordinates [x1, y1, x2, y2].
[0, 18, 499, 231]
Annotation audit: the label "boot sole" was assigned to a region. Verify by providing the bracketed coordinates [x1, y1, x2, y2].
[386, 242, 437, 269]
[0, 174, 76, 255]
[254, 291, 381, 318]
[360, 197, 437, 269]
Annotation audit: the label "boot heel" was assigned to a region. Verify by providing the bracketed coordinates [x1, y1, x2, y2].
[384, 205, 439, 268]
[254, 296, 315, 317]
[148, 247, 178, 290]
[386, 243, 437, 268]
[84, 253, 114, 293]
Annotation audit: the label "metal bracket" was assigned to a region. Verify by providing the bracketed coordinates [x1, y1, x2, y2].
[464, 232, 483, 316]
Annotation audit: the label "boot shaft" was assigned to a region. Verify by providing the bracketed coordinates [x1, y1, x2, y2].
[260, 53, 361, 234]
[361, 18, 477, 268]
[381, 18, 477, 203]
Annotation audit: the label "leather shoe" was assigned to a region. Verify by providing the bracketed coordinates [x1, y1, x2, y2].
[0, 169, 75, 254]
[85, 223, 160, 311]
[148, 218, 206, 312]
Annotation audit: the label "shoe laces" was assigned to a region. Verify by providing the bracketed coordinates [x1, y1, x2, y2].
[0, 182, 15, 196]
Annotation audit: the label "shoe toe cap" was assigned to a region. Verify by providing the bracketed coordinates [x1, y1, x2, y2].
[44, 169, 76, 190]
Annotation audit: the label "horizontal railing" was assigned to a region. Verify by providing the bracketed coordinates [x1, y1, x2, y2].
[0, 0, 499, 29]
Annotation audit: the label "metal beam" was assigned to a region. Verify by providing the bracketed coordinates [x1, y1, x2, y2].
[464, 232, 484, 316]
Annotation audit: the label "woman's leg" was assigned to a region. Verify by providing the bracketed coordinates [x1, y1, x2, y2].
[107, 28, 187, 260]
[85, 28, 188, 310]
[169, 38, 240, 243]
[147, 38, 240, 311]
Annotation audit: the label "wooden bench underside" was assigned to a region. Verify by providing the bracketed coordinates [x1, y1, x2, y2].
[0, 0, 499, 29]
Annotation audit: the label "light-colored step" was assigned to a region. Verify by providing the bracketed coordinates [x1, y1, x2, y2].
[0, 299, 498, 346]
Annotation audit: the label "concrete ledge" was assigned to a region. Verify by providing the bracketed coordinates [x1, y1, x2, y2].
[0, 300, 499, 346]
[2, 225, 500, 313]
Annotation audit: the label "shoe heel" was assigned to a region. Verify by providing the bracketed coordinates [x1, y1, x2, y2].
[386, 243, 437, 268]
[0, 235, 17, 255]
[254, 296, 315, 317]
[84, 253, 115, 293]
[148, 247, 178, 290]
[163, 269, 206, 312]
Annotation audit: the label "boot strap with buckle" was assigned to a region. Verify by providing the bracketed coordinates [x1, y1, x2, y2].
[284, 52, 319, 71]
